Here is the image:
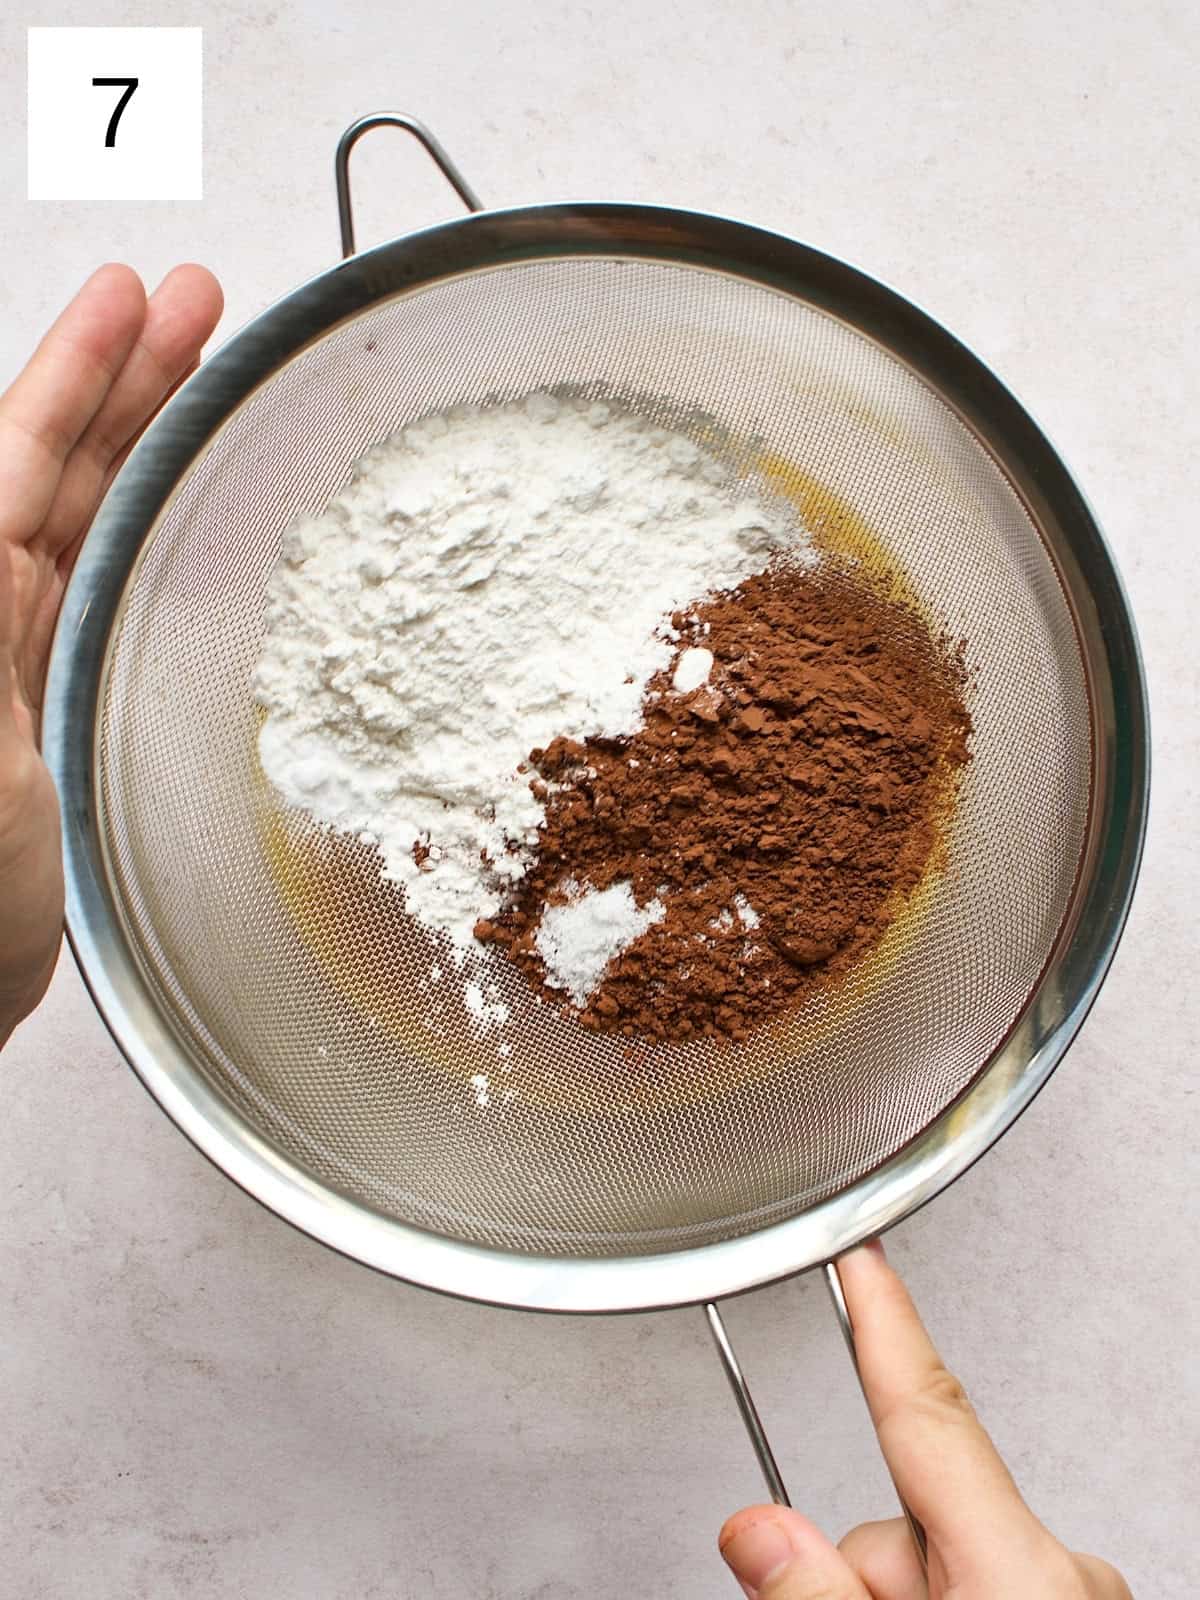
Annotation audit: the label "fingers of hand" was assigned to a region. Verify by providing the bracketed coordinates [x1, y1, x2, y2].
[720, 1506, 871, 1600]
[38, 264, 224, 558]
[0, 265, 147, 541]
[836, 1244, 1040, 1567]
[0, 544, 15, 733]
[0, 734, 64, 1024]
[1072, 1550, 1135, 1599]
[838, 1518, 927, 1600]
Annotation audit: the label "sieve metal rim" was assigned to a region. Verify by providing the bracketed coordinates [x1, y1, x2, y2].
[44, 200, 1149, 1313]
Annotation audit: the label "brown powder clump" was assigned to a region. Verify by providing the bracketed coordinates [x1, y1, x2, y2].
[476, 562, 972, 1042]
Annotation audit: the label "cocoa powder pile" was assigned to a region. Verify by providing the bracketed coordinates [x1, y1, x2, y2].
[475, 561, 971, 1042]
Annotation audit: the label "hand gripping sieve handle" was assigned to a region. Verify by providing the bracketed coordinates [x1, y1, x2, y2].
[334, 113, 484, 259]
[704, 1265, 929, 1570]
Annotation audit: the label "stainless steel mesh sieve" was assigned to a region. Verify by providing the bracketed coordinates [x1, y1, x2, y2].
[45, 118, 1147, 1335]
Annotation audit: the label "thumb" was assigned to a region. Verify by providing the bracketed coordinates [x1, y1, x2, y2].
[719, 1506, 871, 1600]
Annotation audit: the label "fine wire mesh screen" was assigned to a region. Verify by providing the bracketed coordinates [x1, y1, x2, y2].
[97, 257, 1092, 1256]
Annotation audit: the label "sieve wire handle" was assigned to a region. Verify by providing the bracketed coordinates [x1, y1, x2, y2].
[704, 1272, 929, 1573]
[706, 1302, 791, 1506]
[335, 113, 484, 259]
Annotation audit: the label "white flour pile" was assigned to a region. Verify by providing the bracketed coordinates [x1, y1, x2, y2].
[255, 392, 808, 1000]
[671, 646, 714, 693]
[535, 882, 666, 1006]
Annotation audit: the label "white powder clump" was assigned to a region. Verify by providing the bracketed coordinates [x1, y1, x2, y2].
[463, 981, 509, 1031]
[711, 895, 760, 933]
[536, 881, 666, 1006]
[734, 894, 760, 929]
[255, 393, 807, 951]
[672, 646, 714, 693]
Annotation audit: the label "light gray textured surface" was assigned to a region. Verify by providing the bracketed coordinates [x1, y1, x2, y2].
[2, 2, 1197, 1596]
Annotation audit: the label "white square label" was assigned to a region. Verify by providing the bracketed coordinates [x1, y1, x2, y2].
[27, 27, 203, 201]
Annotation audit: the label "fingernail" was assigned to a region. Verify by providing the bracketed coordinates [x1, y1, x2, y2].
[720, 1516, 796, 1594]
[839, 1237, 886, 1268]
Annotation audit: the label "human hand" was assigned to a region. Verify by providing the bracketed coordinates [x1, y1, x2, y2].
[719, 1242, 1131, 1599]
[0, 264, 223, 1042]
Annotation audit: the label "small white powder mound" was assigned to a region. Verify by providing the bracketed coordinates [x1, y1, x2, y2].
[463, 981, 509, 1031]
[733, 894, 760, 929]
[536, 881, 666, 1006]
[255, 392, 808, 950]
[672, 646, 714, 693]
[709, 896, 760, 936]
